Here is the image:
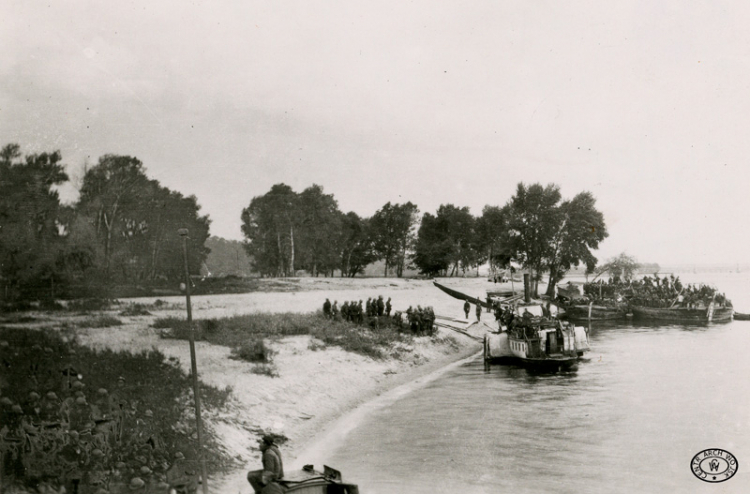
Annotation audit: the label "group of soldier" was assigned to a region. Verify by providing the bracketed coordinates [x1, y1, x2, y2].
[322, 295, 392, 323]
[397, 306, 437, 335]
[0, 340, 198, 494]
[582, 274, 731, 309]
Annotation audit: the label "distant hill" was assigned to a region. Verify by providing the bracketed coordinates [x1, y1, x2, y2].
[202, 237, 256, 277]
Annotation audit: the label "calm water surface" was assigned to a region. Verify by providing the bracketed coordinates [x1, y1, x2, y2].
[325, 273, 750, 493]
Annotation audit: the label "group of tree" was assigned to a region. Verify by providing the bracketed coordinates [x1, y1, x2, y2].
[0, 144, 210, 301]
[412, 183, 609, 297]
[241, 183, 419, 278]
[242, 182, 609, 295]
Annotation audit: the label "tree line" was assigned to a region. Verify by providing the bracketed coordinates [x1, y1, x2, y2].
[243, 182, 609, 296]
[1, 142, 608, 301]
[0, 144, 209, 301]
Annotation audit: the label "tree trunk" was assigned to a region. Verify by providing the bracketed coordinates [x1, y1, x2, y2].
[289, 226, 295, 276]
[546, 272, 558, 297]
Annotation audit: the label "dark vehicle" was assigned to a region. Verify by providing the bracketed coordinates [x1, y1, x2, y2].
[259, 465, 359, 494]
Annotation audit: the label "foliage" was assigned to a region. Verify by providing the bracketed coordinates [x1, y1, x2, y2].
[230, 336, 275, 363]
[77, 154, 211, 283]
[475, 205, 512, 275]
[0, 144, 69, 301]
[77, 315, 123, 328]
[590, 252, 640, 282]
[0, 327, 233, 491]
[203, 236, 255, 277]
[413, 204, 478, 276]
[369, 202, 419, 277]
[501, 183, 607, 296]
[157, 312, 416, 360]
[339, 212, 377, 277]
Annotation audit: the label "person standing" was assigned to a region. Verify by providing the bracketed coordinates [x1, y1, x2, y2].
[463, 300, 470, 319]
[323, 299, 331, 318]
[377, 295, 385, 316]
[475, 302, 482, 321]
[385, 297, 392, 316]
[247, 435, 284, 493]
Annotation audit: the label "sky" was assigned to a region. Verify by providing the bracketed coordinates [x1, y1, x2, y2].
[3, 0, 750, 265]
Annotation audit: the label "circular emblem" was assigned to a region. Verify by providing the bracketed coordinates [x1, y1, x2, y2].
[691, 449, 738, 483]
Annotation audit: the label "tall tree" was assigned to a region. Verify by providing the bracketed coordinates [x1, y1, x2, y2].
[297, 185, 342, 276]
[241, 184, 299, 277]
[0, 144, 68, 299]
[370, 202, 419, 277]
[77, 155, 149, 275]
[339, 212, 376, 277]
[502, 183, 607, 297]
[413, 204, 476, 276]
[543, 191, 608, 295]
[475, 205, 512, 278]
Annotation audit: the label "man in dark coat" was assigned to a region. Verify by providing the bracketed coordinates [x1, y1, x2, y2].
[463, 300, 471, 319]
[385, 297, 392, 316]
[377, 296, 385, 316]
[247, 435, 284, 493]
[475, 302, 482, 321]
[323, 299, 331, 318]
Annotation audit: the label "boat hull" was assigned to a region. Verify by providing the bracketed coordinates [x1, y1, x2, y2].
[630, 306, 733, 324]
[563, 304, 626, 322]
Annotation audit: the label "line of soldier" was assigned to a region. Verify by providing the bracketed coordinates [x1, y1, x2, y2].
[322, 296, 392, 323]
[0, 340, 197, 494]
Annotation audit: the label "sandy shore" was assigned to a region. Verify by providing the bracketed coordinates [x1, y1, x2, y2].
[8, 277, 501, 493]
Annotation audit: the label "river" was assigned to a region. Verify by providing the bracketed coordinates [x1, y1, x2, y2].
[320, 272, 750, 493]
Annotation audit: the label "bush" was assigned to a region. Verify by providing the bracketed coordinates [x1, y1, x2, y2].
[119, 303, 152, 316]
[66, 298, 116, 312]
[231, 337, 275, 363]
[251, 363, 279, 377]
[78, 315, 123, 328]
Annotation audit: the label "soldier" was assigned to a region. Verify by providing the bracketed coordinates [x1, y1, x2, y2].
[475, 301, 482, 321]
[247, 435, 284, 494]
[377, 295, 385, 316]
[341, 302, 350, 322]
[366, 298, 373, 317]
[357, 300, 364, 324]
[463, 300, 470, 319]
[331, 301, 339, 319]
[60, 430, 88, 494]
[385, 297, 392, 317]
[167, 451, 198, 494]
[323, 298, 331, 318]
[40, 391, 62, 427]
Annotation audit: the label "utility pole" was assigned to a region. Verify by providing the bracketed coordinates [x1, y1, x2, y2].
[178, 228, 209, 494]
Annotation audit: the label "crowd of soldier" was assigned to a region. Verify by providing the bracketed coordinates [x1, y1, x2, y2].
[583, 274, 731, 309]
[322, 296, 439, 335]
[0, 341, 198, 494]
[322, 296, 392, 323]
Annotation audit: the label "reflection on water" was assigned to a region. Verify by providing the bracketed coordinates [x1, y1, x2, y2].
[325, 274, 750, 494]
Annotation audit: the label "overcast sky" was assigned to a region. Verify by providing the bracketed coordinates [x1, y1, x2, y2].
[3, 1, 750, 265]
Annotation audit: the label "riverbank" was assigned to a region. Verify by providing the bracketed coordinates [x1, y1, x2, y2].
[0, 277, 492, 492]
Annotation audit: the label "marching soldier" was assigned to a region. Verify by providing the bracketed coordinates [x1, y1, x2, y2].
[463, 300, 470, 319]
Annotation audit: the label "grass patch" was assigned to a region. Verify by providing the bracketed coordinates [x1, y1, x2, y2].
[251, 363, 279, 377]
[78, 315, 123, 328]
[119, 303, 152, 316]
[158, 312, 416, 360]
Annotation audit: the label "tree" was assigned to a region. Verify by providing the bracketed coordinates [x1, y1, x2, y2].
[369, 202, 419, 277]
[543, 191, 608, 295]
[241, 184, 300, 277]
[339, 212, 376, 277]
[77, 156, 210, 283]
[502, 183, 607, 297]
[77, 155, 150, 275]
[413, 204, 477, 276]
[0, 144, 69, 300]
[590, 253, 640, 283]
[296, 185, 342, 276]
[475, 205, 512, 278]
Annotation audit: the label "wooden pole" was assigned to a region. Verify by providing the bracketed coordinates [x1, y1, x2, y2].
[179, 229, 209, 494]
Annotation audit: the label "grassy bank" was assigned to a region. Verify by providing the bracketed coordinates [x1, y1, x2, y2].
[0, 326, 235, 493]
[156, 312, 417, 361]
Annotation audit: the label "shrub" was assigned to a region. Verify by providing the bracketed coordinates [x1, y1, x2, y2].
[119, 303, 152, 316]
[251, 363, 279, 377]
[66, 298, 116, 312]
[78, 315, 123, 328]
[231, 337, 274, 363]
